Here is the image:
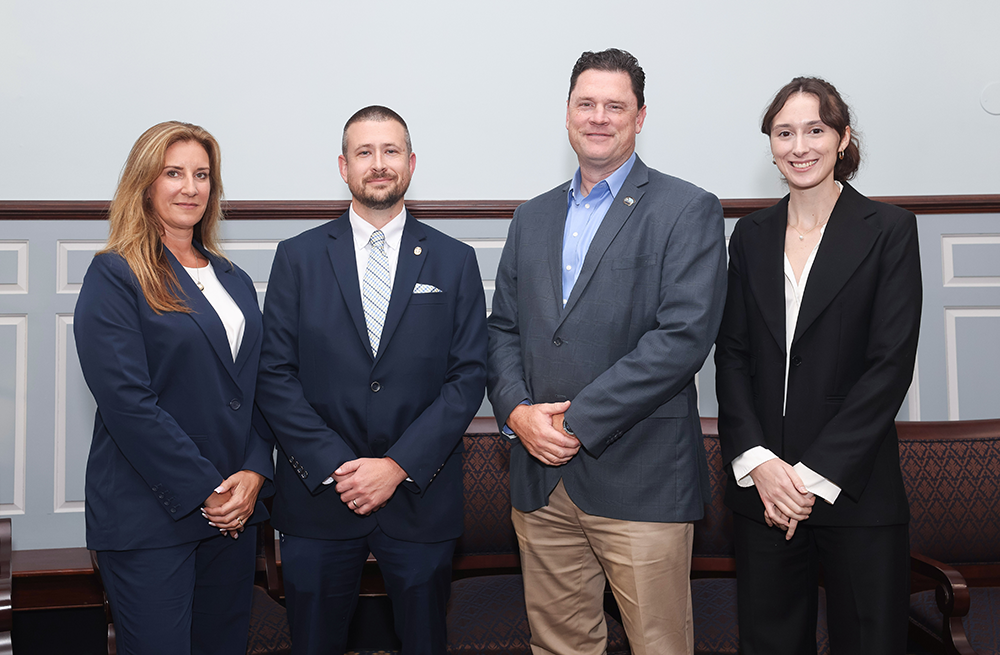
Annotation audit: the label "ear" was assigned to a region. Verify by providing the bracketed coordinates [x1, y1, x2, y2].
[635, 104, 647, 135]
[338, 154, 349, 184]
[839, 126, 852, 153]
[565, 101, 571, 131]
[408, 151, 416, 175]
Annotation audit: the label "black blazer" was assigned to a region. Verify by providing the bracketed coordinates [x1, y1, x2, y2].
[715, 183, 921, 526]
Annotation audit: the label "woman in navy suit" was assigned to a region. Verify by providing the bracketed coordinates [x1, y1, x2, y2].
[716, 78, 921, 654]
[75, 121, 273, 655]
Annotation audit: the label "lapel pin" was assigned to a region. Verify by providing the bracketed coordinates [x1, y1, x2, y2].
[623, 196, 635, 206]
[413, 246, 422, 256]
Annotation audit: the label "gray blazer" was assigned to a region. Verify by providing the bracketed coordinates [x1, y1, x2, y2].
[487, 156, 727, 522]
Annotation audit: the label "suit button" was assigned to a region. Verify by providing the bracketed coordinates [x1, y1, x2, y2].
[229, 399, 241, 410]
[371, 381, 381, 392]
[791, 355, 802, 367]
[552, 337, 562, 346]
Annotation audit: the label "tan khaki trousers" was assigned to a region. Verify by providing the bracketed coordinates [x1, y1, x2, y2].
[511, 479, 694, 655]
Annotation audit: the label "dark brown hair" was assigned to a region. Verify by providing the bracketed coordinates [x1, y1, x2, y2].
[761, 77, 861, 181]
[342, 105, 411, 155]
[569, 48, 645, 108]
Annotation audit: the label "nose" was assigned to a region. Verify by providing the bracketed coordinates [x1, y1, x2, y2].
[792, 134, 808, 156]
[372, 151, 386, 172]
[590, 105, 609, 124]
[181, 173, 198, 196]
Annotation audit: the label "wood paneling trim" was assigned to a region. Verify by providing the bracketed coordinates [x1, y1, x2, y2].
[2, 195, 998, 221]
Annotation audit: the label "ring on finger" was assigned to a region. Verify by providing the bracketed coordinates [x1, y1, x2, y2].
[237, 517, 244, 527]
[352, 499, 359, 509]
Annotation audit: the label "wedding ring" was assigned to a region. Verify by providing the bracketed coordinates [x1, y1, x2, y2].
[352, 499, 359, 509]
[237, 517, 244, 527]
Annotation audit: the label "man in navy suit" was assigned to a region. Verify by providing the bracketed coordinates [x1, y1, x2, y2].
[488, 49, 727, 654]
[255, 106, 487, 655]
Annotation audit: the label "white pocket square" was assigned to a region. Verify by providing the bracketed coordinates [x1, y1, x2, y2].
[413, 283, 443, 294]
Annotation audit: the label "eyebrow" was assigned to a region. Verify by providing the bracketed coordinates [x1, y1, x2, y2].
[773, 119, 825, 130]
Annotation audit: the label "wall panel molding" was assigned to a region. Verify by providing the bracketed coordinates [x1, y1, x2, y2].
[944, 307, 1000, 420]
[941, 234, 1000, 287]
[0, 315, 27, 515]
[3, 195, 1000, 222]
[56, 240, 106, 294]
[54, 314, 85, 513]
[0, 241, 29, 294]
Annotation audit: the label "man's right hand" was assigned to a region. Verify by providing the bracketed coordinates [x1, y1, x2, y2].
[507, 401, 580, 466]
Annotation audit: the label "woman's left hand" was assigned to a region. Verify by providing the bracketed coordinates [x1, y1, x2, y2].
[201, 470, 265, 538]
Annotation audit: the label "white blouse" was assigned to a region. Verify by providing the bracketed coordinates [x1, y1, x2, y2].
[183, 262, 246, 362]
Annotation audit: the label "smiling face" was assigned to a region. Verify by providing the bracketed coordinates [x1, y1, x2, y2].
[566, 69, 646, 176]
[769, 92, 851, 192]
[147, 140, 211, 238]
[339, 119, 415, 216]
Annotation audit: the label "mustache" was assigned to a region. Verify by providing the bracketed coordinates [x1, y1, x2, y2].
[364, 168, 396, 183]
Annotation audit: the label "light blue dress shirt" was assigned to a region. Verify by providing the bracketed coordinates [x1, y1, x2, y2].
[561, 152, 636, 306]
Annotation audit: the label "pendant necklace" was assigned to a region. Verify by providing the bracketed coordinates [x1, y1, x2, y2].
[790, 219, 828, 241]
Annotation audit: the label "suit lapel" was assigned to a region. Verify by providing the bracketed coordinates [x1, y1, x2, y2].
[793, 183, 880, 343]
[744, 199, 789, 352]
[545, 184, 571, 315]
[325, 213, 371, 356]
[166, 246, 239, 383]
[377, 212, 427, 365]
[560, 158, 647, 322]
[203, 246, 261, 376]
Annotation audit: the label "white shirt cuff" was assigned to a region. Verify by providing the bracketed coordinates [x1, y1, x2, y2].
[793, 462, 841, 504]
[732, 446, 777, 487]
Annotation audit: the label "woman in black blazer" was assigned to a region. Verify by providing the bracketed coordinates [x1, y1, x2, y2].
[715, 78, 921, 655]
[75, 121, 272, 655]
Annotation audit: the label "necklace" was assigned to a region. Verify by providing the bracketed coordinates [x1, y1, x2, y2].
[789, 219, 828, 241]
[192, 266, 204, 291]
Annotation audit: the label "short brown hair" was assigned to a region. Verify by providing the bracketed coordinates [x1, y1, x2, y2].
[569, 48, 645, 108]
[342, 105, 411, 155]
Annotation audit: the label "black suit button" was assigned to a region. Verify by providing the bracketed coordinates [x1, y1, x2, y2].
[371, 381, 381, 392]
[552, 337, 562, 346]
[229, 398, 241, 410]
[791, 355, 802, 367]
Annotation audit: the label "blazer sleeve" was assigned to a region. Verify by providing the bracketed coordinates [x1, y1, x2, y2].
[800, 211, 921, 500]
[486, 205, 531, 428]
[255, 241, 358, 494]
[385, 246, 487, 491]
[714, 219, 769, 464]
[567, 190, 728, 457]
[74, 254, 225, 519]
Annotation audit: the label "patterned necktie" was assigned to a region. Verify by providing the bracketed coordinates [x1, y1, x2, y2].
[362, 230, 391, 357]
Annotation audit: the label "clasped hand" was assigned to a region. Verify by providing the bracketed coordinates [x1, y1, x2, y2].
[748, 458, 815, 540]
[202, 469, 265, 539]
[507, 401, 580, 466]
[333, 457, 407, 516]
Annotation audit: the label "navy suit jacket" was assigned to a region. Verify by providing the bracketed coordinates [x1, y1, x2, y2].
[75, 246, 273, 551]
[715, 183, 921, 526]
[256, 211, 487, 543]
[488, 156, 727, 522]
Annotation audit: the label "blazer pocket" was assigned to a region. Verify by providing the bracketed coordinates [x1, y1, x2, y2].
[188, 433, 209, 442]
[409, 292, 448, 305]
[612, 254, 656, 270]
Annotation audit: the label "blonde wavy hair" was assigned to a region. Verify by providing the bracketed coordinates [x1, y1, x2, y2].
[101, 121, 226, 314]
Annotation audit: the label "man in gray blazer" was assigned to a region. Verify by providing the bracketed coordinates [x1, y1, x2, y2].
[487, 49, 727, 655]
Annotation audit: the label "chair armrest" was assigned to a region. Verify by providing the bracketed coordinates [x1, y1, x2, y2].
[911, 551, 971, 618]
[2, 519, 14, 654]
[910, 551, 981, 655]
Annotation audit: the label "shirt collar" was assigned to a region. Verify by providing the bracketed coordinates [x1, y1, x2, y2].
[349, 204, 406, 252]
[569, 151, 637, 203]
